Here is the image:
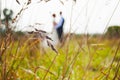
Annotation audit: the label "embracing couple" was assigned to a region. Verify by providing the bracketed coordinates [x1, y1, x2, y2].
[52, 11, 65, 43]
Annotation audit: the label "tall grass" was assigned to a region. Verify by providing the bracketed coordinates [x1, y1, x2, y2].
[0, 0, 120, 80]
[0, 31, 120, 80]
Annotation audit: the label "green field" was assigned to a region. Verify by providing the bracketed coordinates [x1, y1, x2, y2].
[0, 34, 120, 80]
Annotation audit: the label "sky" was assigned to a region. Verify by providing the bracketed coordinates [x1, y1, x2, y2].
[1, 0, 120, 34]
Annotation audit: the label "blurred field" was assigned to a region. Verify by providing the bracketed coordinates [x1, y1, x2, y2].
[0, 33, 120, 80]
[1, 0, 120, 79]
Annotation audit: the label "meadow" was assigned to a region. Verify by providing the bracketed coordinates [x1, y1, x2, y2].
[0, 33, 120, 80]
[0, 0, 120, 79]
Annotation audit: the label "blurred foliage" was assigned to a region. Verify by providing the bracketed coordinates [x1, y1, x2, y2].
[0, 28, 25, 40]
[0, 8, 26, 39]
[0, 8, 13, 35]
[106, 26, 120, 38]
[2, 8, 13, 23]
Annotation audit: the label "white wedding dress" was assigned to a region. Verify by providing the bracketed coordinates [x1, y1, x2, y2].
[49, 28, 59, 45]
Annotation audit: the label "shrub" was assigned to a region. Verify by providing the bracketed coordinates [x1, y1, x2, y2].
[106, 26, 120, 38]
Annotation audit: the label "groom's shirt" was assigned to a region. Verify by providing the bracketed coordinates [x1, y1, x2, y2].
[55, 16, 64, 29]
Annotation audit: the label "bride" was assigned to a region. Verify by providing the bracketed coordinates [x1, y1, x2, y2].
[50, 13, 59, 45]
[41, 13, 59, 48]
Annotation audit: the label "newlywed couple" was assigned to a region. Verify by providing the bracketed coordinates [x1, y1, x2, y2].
[40, 12, 64, 47]
[51, 11, 64, 45]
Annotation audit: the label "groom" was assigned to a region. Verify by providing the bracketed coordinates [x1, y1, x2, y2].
[56, 11, 65, 42]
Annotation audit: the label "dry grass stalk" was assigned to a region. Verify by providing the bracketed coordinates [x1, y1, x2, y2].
[113, 59, 120, 80]
[42, 54, 58, 80]
[16, 0, 20, 5]
[106, 40, 120, 79]
[27, 0, 31, 5]
[12, 7, 27, 23]
[28, 28, 58, 54]
[34, 66, 56, 76]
